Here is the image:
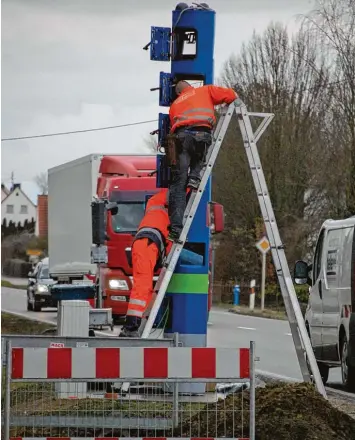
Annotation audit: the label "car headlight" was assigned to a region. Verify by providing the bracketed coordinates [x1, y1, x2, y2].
[37, 284, 48, 293]
[108, 279, 129, 290]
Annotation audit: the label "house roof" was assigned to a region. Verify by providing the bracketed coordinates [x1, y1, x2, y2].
[1, 184, 37, 208]
[1, 184, 9, 195]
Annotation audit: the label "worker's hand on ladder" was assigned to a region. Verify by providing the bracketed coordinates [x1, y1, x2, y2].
[233, 98, 243, 107]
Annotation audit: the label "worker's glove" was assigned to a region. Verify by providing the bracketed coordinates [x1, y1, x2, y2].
[233, 97, 244, 107]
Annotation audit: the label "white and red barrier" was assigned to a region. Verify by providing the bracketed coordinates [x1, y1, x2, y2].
[11, 346, 250, 380]
[11, 438, 250, 440]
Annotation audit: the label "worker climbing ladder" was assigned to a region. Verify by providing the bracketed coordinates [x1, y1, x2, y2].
[123, 2, 327, 399]
[141, 100, 327, 398]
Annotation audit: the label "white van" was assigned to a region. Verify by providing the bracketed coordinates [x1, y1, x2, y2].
[294, 216, 355, 391]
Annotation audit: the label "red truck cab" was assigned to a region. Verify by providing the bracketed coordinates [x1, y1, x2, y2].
[96, 155, 224, 320]
[96, 155, 158, 318]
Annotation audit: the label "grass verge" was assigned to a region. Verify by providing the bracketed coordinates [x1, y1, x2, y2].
[228, 304, 287, 320]
[1, 312, 55, 334]
[1, 280, 27, 290]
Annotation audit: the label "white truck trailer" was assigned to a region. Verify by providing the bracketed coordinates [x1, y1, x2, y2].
[48, 154, 102, 281]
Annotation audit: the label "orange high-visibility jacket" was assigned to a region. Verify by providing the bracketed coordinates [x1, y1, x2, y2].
[139, 189, 170, 239]
[169, 85, 237, 133]
[134, 189, 172, 261]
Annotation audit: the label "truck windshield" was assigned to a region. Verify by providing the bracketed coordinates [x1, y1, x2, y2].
[111, 202, 146, 233]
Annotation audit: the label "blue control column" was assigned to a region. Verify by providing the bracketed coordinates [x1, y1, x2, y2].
[147, 3, 215, 394]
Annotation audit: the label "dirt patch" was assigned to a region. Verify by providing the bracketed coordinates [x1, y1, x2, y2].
[178, 383, 355, 440]
[1, 312, 55, 334]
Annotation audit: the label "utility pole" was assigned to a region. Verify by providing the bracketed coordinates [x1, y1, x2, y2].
[10, 171, 14, 190]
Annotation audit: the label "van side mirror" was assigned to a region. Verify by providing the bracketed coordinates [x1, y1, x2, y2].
[207, 202, 224, 234]
[294, 260, 312, 285]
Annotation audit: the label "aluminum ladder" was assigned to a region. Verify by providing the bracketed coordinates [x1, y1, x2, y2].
[132, 100, 327, 398]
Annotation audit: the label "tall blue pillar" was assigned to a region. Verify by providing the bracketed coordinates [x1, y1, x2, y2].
[148, 3, 215, 394]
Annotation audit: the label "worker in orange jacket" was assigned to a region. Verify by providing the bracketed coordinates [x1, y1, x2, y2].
[167, 81, 238, 241]
[119, 188, 175, 337]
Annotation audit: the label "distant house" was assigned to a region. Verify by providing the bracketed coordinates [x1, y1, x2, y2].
[1, 184, 9, 202]
[1, 183, 37, 227]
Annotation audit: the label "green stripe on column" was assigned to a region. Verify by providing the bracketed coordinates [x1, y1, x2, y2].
[167, 274, 209, 294]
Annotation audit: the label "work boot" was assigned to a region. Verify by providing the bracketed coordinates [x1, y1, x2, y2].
[187, 177, 201, 191]
[119, 316, 141, 338]
[118, 327, 140, 338]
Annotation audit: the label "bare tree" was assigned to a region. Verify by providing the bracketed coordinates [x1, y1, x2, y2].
[34, 172, 48, 195]
[301, 0, 355, 215]
[143, 135, 158, 153]
[212, 22, 336, 281]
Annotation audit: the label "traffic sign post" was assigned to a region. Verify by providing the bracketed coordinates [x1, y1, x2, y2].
[256, 237, 270, 311]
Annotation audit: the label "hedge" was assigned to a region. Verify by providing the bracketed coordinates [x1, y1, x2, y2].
[2, 259, 32, 278]
[265, 283, 310, 303]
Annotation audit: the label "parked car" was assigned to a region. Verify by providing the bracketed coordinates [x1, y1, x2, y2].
[27, 257, 57, 312]
[294, 216, 355, 391]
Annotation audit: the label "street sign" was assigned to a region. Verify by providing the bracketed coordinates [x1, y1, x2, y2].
[256, 236, 270, 312]
[256, 236, 270, 254]
[26, 249, 42, 256]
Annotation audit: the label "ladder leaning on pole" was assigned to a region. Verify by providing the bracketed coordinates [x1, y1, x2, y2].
[140, 100, 327, 398]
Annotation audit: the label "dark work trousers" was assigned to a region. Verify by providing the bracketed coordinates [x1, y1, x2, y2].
[168, 127, 212, 235]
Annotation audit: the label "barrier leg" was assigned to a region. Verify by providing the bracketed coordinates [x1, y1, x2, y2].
[4, 339, 12, 440]
[172, 332, 179, 428]
[249, 340, 256, 440]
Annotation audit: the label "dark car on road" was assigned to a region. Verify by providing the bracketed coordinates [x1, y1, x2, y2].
[27, 258, 57, 312]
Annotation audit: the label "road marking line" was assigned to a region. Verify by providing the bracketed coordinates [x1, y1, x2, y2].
[285, 333, 292, 336]
[237, 326, 256, 331]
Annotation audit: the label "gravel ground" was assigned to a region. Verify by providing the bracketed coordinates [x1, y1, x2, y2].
[328, 395, 355, 419]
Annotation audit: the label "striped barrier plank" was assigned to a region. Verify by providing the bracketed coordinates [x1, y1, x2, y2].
[11, 347, 250, 380]
[10, 438, 250, 440]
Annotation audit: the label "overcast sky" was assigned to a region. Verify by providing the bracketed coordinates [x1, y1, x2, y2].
[1, 0, 315, 202]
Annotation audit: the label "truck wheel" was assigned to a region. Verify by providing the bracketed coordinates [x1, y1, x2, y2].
[347, 364, 355, 392]
[341, 333, 355, 392]
[317, 362, 329, 384]
[307, 357, 329, 384]
[305, 323, 329, 384]
[27, 294, 33, 311]
[33, 301, 42, 312]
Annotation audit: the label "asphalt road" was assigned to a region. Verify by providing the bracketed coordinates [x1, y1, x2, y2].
[1, 286, 342, 385]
